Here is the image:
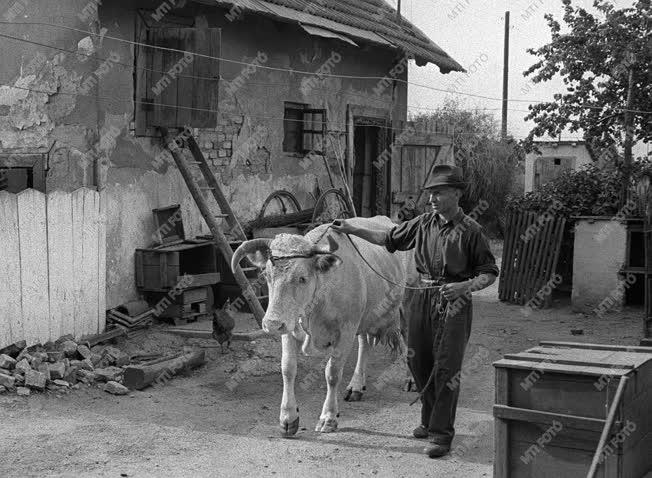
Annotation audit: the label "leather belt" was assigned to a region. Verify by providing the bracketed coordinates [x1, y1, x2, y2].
[419, 273, 465, 285]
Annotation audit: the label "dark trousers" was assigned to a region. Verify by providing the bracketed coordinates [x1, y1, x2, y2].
[405, 286, 473, 445]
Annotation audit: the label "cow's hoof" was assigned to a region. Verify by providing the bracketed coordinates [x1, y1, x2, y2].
[344, 389, 363, 402]
[280, 417, 300, 437]
[315, 418, 338, 433]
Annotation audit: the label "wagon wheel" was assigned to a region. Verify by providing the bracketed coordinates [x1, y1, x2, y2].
[312, 188, 355, 225]
[257, 190, 302, 220]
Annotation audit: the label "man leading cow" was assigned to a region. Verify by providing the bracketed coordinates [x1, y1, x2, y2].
[331, 164, 499, 458]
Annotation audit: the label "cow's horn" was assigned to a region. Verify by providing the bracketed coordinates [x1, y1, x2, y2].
[311, 234, 339, 254]
[231, 238, 272, 272]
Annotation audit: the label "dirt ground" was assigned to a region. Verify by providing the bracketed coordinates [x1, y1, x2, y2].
[0, 244, 647, 478]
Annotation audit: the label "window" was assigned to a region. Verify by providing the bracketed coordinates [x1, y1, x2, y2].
[134, 14, 220, 135]
[554, 157, 561, 165]
[0, 153, 46, 192]
[282, 102, 326, 154]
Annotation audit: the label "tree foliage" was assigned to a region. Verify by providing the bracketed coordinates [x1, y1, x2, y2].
[411, 100, 524, 236]
[522, 0, 651, 153]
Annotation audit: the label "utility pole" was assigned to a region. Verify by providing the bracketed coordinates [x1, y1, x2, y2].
[621, 65, 635, 208]
[501, 11, 510, 141]
[396, 0, 401, 20]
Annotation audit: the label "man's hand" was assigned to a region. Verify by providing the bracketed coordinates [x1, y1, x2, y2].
[441, 282, 469, 301]
[330, 220, 389, 246]
[441, 274, 496, 302]
[331, 219, 356, 235]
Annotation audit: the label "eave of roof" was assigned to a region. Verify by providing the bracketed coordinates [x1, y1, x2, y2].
[193, 0, 464, 73]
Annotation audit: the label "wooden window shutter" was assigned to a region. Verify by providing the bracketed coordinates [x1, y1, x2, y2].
[139, 27, 220, 132]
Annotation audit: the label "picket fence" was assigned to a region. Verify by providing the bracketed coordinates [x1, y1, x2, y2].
[498, 209, 566, 306]
[0, 188, 106, 348]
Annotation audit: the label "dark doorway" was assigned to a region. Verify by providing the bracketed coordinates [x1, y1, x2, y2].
[353, 119, 392, 218]
[353, 124, 380, 217]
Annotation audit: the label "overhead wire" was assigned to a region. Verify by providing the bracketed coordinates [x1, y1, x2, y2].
[0, 30, 533, 118]
[0, 20, 650, 115]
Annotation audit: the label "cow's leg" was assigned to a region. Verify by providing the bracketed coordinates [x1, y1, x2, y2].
[344, 334, 369, 402]
[279, 333, 300, 437]
[315, 332, 356, 433]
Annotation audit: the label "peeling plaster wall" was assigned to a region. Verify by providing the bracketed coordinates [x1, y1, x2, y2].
[0, 0, 408, 309]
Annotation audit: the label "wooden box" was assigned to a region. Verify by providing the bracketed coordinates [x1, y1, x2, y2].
[493, 342, 652, 478]
[145, 286, 212, 323]
[135, 241, 220, 291]
[152, 204, 185, 244]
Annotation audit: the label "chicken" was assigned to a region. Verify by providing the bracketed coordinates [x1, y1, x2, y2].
[212, 302, 235, 353]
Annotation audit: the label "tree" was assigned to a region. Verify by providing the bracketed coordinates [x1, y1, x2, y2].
[412, 100, 524, 237]
[522, 0, 651, 202]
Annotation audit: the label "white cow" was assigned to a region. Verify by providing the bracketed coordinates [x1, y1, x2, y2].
[231, 216, 412, 435]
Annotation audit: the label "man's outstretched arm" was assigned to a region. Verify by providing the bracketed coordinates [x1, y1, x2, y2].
[330, 219, 389, 246]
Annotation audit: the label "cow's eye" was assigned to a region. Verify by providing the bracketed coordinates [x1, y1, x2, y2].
[298, 276, 307, 283]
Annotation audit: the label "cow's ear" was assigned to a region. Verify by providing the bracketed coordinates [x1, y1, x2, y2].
[246, 250, 269, 269]
[314, 253, 342, 272]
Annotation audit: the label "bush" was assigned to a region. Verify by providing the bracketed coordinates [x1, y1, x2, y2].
[506, 159, 652, 218]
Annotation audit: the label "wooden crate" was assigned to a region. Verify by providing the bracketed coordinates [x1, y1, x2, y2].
[493, 342, 652, 478]
[152, 204, 185, 244]
[145, 286, 212, 324]
[135, 241, 220, 291]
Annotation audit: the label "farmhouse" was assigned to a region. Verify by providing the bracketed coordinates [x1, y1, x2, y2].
[0, 0, 462, 347]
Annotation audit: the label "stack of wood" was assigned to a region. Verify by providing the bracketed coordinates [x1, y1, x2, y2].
[106, 300, 154, 337]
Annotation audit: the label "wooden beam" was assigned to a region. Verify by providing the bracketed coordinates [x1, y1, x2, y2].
[122, 349, 205, 390]
[494, 368, 509, 478]
[493, 404, 606, 433]
[539, 341, 652, 354]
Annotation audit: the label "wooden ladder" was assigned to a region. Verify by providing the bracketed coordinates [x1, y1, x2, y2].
[160, 127, 266, 326]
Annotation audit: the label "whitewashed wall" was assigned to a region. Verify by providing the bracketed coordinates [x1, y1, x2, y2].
[571, 218, 627, 313]
[0, 188, 106, 348]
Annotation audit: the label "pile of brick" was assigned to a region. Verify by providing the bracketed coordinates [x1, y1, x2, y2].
[0, 336, 132, 397]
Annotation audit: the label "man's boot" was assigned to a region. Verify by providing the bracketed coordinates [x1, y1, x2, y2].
[423, 442, 451, 458]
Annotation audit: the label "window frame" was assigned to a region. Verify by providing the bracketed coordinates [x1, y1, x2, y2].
[0, 153, 46, 193]
[282, 102, 326, 155]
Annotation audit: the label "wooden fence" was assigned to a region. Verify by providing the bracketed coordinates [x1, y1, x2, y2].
[0, 188, 106, 348]
[498, 210, 566, 306]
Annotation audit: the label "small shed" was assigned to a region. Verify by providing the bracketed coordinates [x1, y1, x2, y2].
[524, 141, 592, 193]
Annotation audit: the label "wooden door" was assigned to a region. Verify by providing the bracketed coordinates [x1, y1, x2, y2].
[534, 156, 575, 190]
[392, 142, 451, 219]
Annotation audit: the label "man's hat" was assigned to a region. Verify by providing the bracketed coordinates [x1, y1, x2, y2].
[422, 164, 467, 190]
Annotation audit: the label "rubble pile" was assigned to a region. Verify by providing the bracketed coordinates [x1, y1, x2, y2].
[0, 336, 132, 397]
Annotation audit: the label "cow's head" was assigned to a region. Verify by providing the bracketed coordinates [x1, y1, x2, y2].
[231, 233, 342, 344]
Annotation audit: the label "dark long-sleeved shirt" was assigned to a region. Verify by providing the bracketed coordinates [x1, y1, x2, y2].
[385, 208, 499, 281]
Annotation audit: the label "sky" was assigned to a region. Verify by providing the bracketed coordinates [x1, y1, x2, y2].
[397, 0, 644, 146]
